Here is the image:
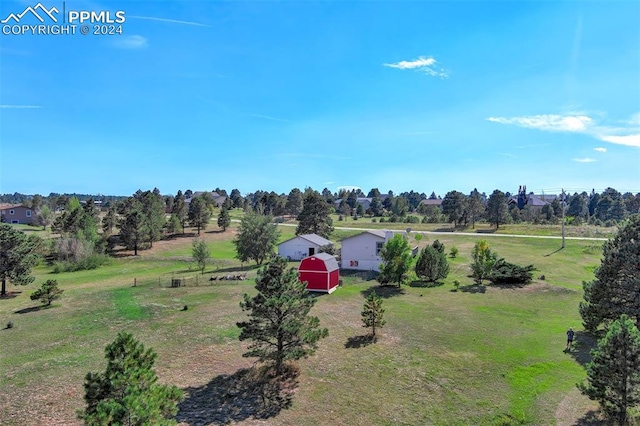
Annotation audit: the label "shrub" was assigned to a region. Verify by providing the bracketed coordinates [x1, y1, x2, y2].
[6, 321, 13, 329]
[405, 215, 420, 224]
[372, 218, 377, 223]
[471, 240, 497, 284]
[52, 254, 109, 273]
[415, 244, 449, 282]
[488, 259, 535, 284]
[432, 240, 445, 254]
[449, 246, 459, 259]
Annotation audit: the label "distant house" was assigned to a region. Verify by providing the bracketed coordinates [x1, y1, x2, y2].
[185, 191, 227, 207]
[298, 253, 340, 293]
[0, 204, 34, 224]
[278, 234, 333, 261]
[334, 197, 372, 211]
[419, 199, 443, 208]
[508, 186, 551, 210]
[340, 230, 395, 271]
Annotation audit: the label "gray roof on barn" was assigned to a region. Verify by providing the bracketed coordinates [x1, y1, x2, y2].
[279, 234, 332, 247]
[302, 252, 339, 271]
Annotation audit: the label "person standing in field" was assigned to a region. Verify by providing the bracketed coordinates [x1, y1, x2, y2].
[566, 327, 575, 351]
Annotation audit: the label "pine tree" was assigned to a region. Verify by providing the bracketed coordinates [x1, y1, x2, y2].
[580, 214, 640, 332]
[470, 240, 497, 284]
[0, 224, 42, 296]
[486, 189, 509, 229]
[578, 315, 640, 425]
[217, 207, 230, 231]
[79, 332, 184, 425]
[361, 292, 386, 338]
[237, 257, 328, 375]
[30, 279, 63, 306]
[172, 191, 187, 234]
[296, 190, 334, 239]
[118, 198, 146, 256]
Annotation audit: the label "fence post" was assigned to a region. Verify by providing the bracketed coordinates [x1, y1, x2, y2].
[134, 278, 136, 287]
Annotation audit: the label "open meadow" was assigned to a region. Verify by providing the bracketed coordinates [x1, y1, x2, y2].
[0, 221, 605, 425]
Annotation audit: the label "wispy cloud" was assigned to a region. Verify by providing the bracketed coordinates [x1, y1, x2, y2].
[128, 15, 210, 27]
[0, 104, 43, 109]
[594, 147, 607, 153]
[488, 113, 640, 148]
[573, 157, 596, 163]
[248, 113, 292, 123]
[383, 56, 449, 78]
[498, 152, 517, 158]
[487, 114, 592, 132]
[111, 35, 148, 49]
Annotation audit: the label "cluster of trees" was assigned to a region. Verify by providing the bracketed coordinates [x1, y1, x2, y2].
[577, 214, 640, 424]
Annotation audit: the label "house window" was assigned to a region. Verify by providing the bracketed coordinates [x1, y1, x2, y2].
[11, 220, 18, 224]
[376, 242, 384, 255]
[9, 209, 14, 215]
[26, 210, 31, 217]
[350, 260, 359, 267]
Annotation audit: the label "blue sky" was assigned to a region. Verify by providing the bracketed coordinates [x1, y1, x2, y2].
[1, 0, 638, 197]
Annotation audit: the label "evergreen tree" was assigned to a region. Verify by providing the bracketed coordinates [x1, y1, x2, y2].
[118, 198, 146, 256]
[441, 191, 468, 227]
[285, 188, 304, 217]
[217, 207, 230, 231]
[0, 224, 42, 296]
[578, 315, 640, 425]
[139, 190, 166, 248]
[30, 279, 63, 306]
[80, 332, 184, 425]
[188, 196, 211, 235]
[234, 212, 279, 265]
[192, 237, 210, 274]
[296, 190, 334, 239]
[415, 244, 449, 282]
[165, 214, 181, 235]
[101, 206, 117, 236]
[361, 292, 386, 338]
[467, 189, 485, 229]
[172, 191, 187, 234]
[237, 256, 328, 375]
[580, 214, 640, 332]
[378, 234, 412, 287]
[486, 189, 509, 229]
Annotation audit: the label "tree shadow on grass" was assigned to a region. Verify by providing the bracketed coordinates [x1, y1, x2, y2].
[409, 280, 444, 288]
[544, 246, 565, 257]
[175, 365, 297, 426]
[459, 284, 486, 293]
[14, 305, 46, 314]
[574, 410, 602, 425]
[360, 285, 405, 299]
[345, 334, 375, 349]
[566, 330, 599, 367]
[0, 291, 22, 300]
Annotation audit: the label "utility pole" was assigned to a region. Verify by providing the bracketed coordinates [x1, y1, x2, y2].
[561, 188, 566, 248]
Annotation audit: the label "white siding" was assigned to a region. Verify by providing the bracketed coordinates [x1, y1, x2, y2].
[340, 233, 386, 271]
[278, 238, 321, 261]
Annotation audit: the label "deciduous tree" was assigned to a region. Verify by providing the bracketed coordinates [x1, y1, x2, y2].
[234, 212, 279, 265]
[471, 240, 497, 284]
[79, 332, 183, 425]
[0, 224, 42, 296]
[378, 234, 412, 287]
[580, 214, 640, 332]
[441, 191, 468, 227]
[192, 238, 210, 274]
[237, 256, 328, 375]
[578, 314, 640, 425]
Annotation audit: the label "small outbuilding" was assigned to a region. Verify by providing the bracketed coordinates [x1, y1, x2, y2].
[278, 234, 333, 261]
[298, 252, 340, 294]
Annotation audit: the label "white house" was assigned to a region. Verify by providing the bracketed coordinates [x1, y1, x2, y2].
[340, 230, 395, 271]
[278, 234, 333, 261]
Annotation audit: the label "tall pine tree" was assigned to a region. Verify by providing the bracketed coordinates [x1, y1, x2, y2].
[237, 256, 328, 375]
[296, 190, 334, 239]
[361, 292, 386, 339]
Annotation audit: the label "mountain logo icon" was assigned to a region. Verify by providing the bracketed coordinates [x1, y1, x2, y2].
[1, 3, 59, 24]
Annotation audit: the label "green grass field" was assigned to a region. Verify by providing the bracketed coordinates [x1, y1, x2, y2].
[0, 223, 604, 425]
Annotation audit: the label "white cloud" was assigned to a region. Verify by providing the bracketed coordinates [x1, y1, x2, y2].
[112, 35, 148, 49]
[128, 15, 209, 27]
[597, 134, 640, 148]
[0, 104, 42, 109]
[488, 112, 640, 148]
[383, 56, 448, 78]
[498, 152, 517, 158]
[487, 114, 591, 132]
[573, 157, 596, 163]
[593, 147, 607, 152]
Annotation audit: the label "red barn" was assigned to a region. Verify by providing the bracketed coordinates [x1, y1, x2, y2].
[298, 252, 340, 294]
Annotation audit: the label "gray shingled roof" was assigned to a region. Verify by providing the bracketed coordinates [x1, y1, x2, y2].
[279, 234, 332, 246]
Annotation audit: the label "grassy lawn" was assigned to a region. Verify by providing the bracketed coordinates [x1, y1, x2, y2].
[0, 227, 603, 425]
